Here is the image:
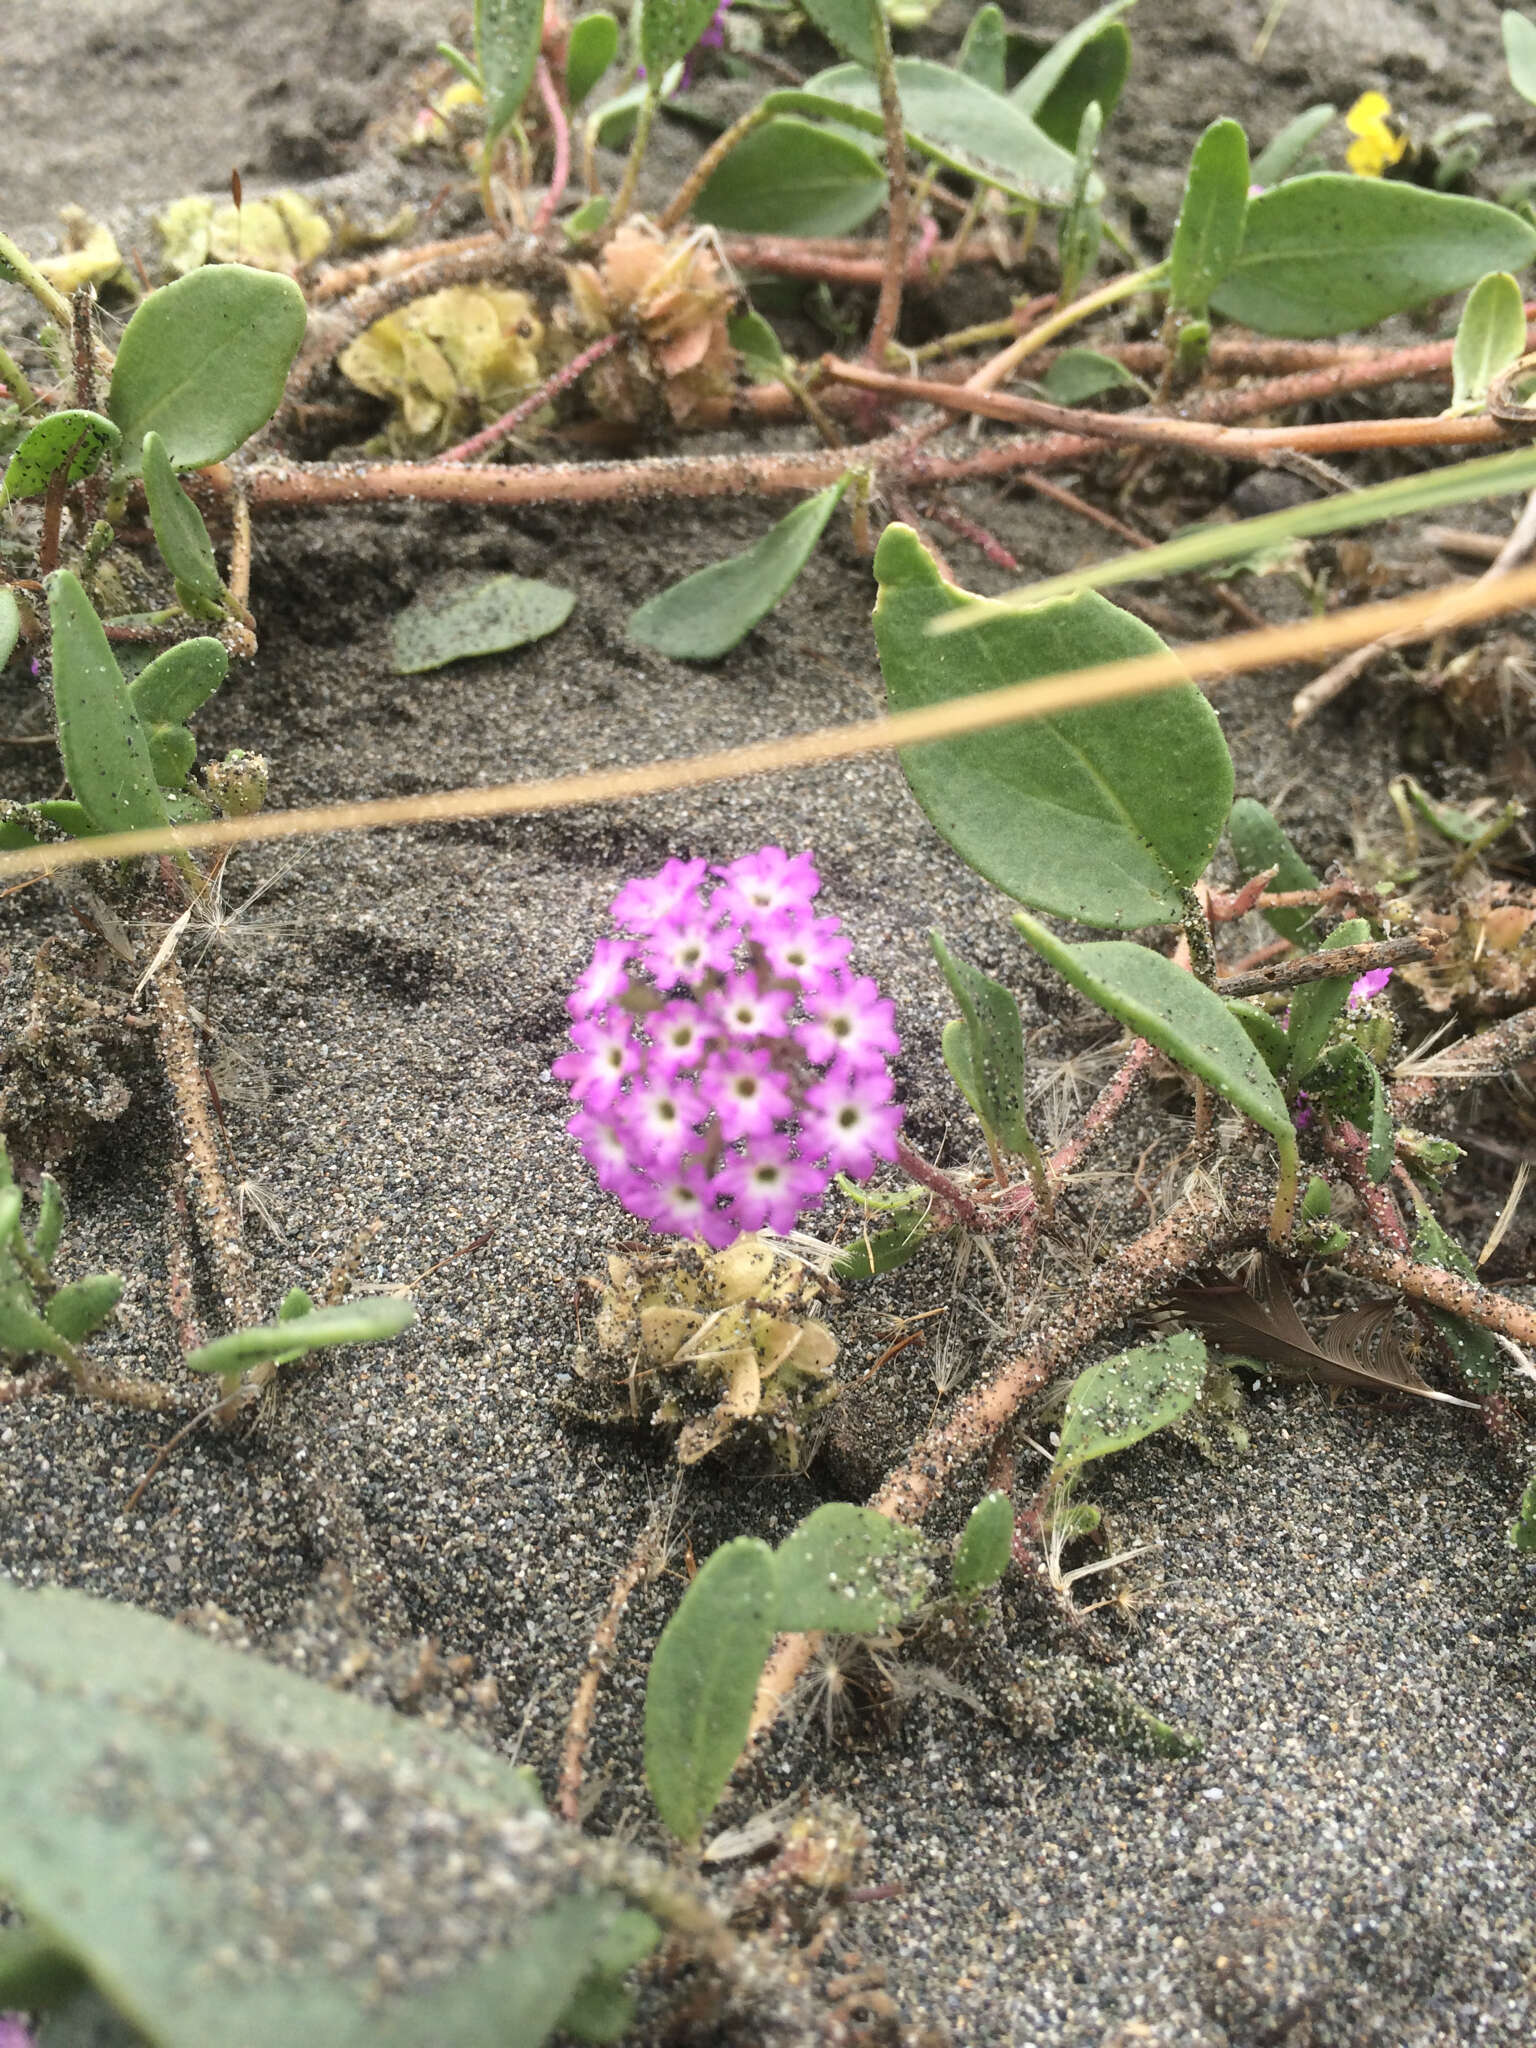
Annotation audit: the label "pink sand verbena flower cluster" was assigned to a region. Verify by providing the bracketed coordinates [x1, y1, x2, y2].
[558, 848, 902, 1247]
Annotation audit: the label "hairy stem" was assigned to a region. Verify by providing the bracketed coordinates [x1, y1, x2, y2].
[864, 0, 910, 371]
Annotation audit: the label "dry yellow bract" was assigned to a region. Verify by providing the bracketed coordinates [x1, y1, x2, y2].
[338, 286, 545, 454]
[564, 219, 736, 427]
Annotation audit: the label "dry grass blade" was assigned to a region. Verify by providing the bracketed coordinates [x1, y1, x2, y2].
[1174, 1262, 1477, 1408]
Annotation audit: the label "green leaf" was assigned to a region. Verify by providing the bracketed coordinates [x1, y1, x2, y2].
[44, 1273, 124, 1345]
[693, 117, 885, 236]
[1052, 1332, 1208, 1479]
[108, 266, 308, 474]
[1283, 916, 1370, 1086]
[0, 1927, 91, 2012]
[566, 11, 620, 105]
[127, 638, 229, 726]
[1057, 98, 1103, 303]
[0, 1184, 23, 1250]
[1010, 0, 1134, 148]
[140, 430, 224, 608]
[1451, 270, 1527, 414]
[475, 0, 544, 147]
[799, 0, 876, 69]
[1508, 1473, 1536, 1552]
[1, 409, 119, 502]
[0, 586, 19, 671]
[1013, 910, 1299, 1201]
[46, 570, 172, 838]
[829, 1210, 931, 1281]
[930, 930, 1033, 1154]
[391, 574, 575, 674]
[952, 1490, 1014, 1594]
[1040, 347, 1145, 403]
[1307, 1041, 1394, 1182]
[1410, 1202, 1503, 1394]
[628, 478, 848, 660]
[1250, 103, 1336, 186]
[0, 1581, 654, 2048]
[33, 1173, 65, 1267]
[147, 725, 197, 788]
[565, 194, 612, 239]
[774, 1502, 929, 1632]
[776, 59, 1087, 207]
[1169, 118, 1249, 321]
[966, 443, 1536, 609]
[1505, 9, 1536, 106]
[0, 1281, 72, 1364]
[873, 524, 1233, 929]
[1227, 797, 1321, 946]
[184, 1296, 416, 1377]
[728, 309, 786, 379]
[957, 4, 1008, 92]
[644, 1536, 777, 1844]
[279, 1284, 316, 1320]
[639, 0, 718, 76]
[1229, 997, 1289, 1079]
[1208, 175, 1536, 339]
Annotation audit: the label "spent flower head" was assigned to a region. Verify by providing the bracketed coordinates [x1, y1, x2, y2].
[559, 848, 901, 1247]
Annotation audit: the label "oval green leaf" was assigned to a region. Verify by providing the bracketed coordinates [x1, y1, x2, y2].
[566, 10, 620, 105]
[640, 0, 718, 77]
[1250, 103, 1336, 186]
[128, 637, 229, 727]
[0, 1580, 652, 2048]
[643, 1536, 777, 1844]
[476, 0, 543, 146]
[775, 1502, 929, 1633]
[952, 1490, 1014, 1594]
[958, 3, 1008, 91]
[392, 574, 575, 674]
[1012, 908, 1298, 1197]
[1169, 117, 1250, 321]
[1010, 0, 1134, 146]
[2, 409, 119, 502]
[185, 1296, 416, 1377]
[44, 1273, 124, 1346]
[1040, 347, 1146, 403]
[777, 59, 1086, 207]
[1209, 175, 1536, 339]
[1308, 1041, 1394, 1183]
[873, 524, 1233, 929]
[1282, 916, 1370, 1087]
[1451, 270, 1526, 413]
[628, 477, 848, 660]
[931, 930, 1033, 1153]
[1505, 8, 1536, 106]
[141, 430, 224, 606]
[108, 265, 308, 474]
[46, 570, 171, 838]
[692, 118, 885, 237]
[1227, 796, 1321, 946]
[0, 588, 18, 672]
[1052, 1332, 1208, 1479]
[799, 0, 877, 68]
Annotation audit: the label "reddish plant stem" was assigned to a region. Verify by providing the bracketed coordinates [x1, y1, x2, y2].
[1389, 1003, 1536, 1114]
[894, 1136, 994, 1232]
[999, 1037, 1157, 1263]
[1326, 1121, 1412, 1251]
[1207, 866, 1280, 923]
[439, 331, 625, 462]
[918, 496, 1019, 571]
[531, 58, 571, 235]
[819, 354, 1507, 459]
[1339, 1238, 1536, 1347]
[557, 1529, 652, 1823]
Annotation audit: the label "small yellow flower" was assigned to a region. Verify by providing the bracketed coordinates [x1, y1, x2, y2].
[1346, 91, 1408, 177]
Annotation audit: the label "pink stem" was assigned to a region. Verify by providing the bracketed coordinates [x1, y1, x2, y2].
[440, 331, 625, 463]
[532, 58, 570, 235]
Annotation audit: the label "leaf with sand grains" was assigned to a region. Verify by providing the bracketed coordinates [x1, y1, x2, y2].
[392, 574, 575, 673]
[0, 1581, 658, 2047]
[1174, 1262, 1477, 1407]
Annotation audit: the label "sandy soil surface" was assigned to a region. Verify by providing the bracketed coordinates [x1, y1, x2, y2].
[2, 3, 1534, 2044]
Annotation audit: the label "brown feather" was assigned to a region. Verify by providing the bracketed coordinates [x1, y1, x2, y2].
[1173, 1261, 1478, 1409]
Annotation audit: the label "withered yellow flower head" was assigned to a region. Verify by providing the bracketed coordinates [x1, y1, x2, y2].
[1345, 91, 1408, 178]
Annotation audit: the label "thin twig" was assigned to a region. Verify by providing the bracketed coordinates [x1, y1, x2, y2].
[557, 1528, 655, 1823]
[864, 0, 910, 371]
[1217, 935, 1430, 999]
[893, 1137, 993, 1232]
[439, 332, 625, 463]
[1390, 1003, 1536, 1112]
[1339, 1238, 1536, 1347]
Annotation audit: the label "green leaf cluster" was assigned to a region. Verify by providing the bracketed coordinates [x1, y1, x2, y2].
[0, 1141, 122, 1371]
[645, 1493, 1011, 1841]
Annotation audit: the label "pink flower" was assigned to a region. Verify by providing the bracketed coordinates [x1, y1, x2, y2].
[802, 1062, 904, 1179]
[559, 848, 901, 1248]
[1347, 966, 1393, 1012]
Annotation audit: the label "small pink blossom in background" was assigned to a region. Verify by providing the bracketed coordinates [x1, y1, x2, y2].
[557, 847, 902, 1246]
[1292, 1089, 1314, 1132]
[1347, 966, 1393, 1012]
[0, 2020, 36, 2048]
